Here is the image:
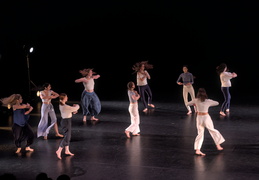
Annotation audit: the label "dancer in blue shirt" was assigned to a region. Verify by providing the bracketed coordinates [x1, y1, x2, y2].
[176, 65, 196, 114]
[1, 94, 34, 153]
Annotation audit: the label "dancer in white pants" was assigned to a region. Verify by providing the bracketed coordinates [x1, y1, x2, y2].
[187, 88, 225, 156]
[176, 65, 196, 114]
[125, 81, 140, 138]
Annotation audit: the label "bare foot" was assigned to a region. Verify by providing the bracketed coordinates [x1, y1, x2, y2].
[15, 148, 22, 154]
[187, 111, 192, 115]
[65, 152, 74, 156]
[125, 130, 131, 138]
[143, 108, 148, 112]
[43, 136, 48, 140]
[56, 134, 64, 138]
[90, 117, 99, 121]
[220, 111, 226, 116]
[25, 147, 34, 152]
[226, 109, 230, 113]
[132, 133, 140, 136]
[56, 150, 62, 160]
[83, 116, 87, 122]
[195, 150, 206, 156]
[148, 104, 155, 108]
[216, 144, 224, 151]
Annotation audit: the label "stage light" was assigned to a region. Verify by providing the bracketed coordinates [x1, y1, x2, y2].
[25, 45, 37, 98]
[29, 47, 34, 53]
[37, 91, 40, 97]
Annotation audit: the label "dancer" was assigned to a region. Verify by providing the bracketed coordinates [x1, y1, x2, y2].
[75, 68, 101, 121]
[0, 94, 34, 153]
[132, 61, 155, 112]
[216, 63, 237, 116]
[56, 93, 80, 159]
[125, 81, 141, 138]
[187, 88, 225, 156]
[37, 83, 63, 140]
[176, 65, 196, 114]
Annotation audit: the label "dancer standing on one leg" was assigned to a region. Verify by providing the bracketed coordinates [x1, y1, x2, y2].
[187, 88, 225, 156]
[216, 63, 237, 116]
[75, 68, 101, 122]
[1, 94, 34, 153]
[176, 65, 196, 115]
[132, 61, 155, 112]
[56, 93, 80, 159]
[125, 81, 141, 138]
[37, 83, 63, 140]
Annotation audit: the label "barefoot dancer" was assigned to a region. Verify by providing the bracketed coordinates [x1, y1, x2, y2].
[176, 65, 196, 115]
[75, 68, 101, 121]
[187, 88, 225, 156]
[132, 61, 155, 112]
[216, 63, 237, 116]
[125, 81, 141, 138]
[1, 94, 34, 153]
[37, 83, 63, 139]
[56, 93, 80, 159]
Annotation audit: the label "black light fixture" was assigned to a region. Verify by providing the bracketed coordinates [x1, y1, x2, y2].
[24, 45, 37, 97]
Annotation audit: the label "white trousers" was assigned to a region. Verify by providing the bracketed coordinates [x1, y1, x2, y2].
[126, 103, 140, 134]
[183, 85, 195, 111]
[194, 115, 225, 150]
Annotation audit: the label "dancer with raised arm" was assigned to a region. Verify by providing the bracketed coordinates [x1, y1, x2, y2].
[37, 83, 63, 140]
[187, 88, 225, 156]
[75, 68, 101, 121]
[1, 94, 34, 153]
[216, 63, 237, 116]
[132, 61, 155, 112]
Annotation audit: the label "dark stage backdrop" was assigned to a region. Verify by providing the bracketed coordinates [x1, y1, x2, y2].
[0, 1, 258, 105]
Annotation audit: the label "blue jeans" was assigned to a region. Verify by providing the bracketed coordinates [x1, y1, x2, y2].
[221, 87, 231, 112]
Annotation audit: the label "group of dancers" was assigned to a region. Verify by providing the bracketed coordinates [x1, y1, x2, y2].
[0, 68, 101, 159]
[125, 61, 237, 156]
[176, 62, 237, 155]
[0, 61, 237, 157]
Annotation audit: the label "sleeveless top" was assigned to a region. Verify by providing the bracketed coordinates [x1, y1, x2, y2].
[83, 78, 95, 91]
[40, 90, 52, 103]
[13, 109, 29, 127]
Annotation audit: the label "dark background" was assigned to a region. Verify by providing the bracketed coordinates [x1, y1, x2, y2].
[0, 1, 258, 105]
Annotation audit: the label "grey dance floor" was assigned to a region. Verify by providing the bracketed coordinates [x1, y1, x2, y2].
[1, 99, 259, 180]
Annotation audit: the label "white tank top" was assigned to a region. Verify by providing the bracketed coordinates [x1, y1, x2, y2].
[83, 78, 94, 91]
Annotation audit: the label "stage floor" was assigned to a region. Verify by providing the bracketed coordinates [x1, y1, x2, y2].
[1, 100, 259, 180]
